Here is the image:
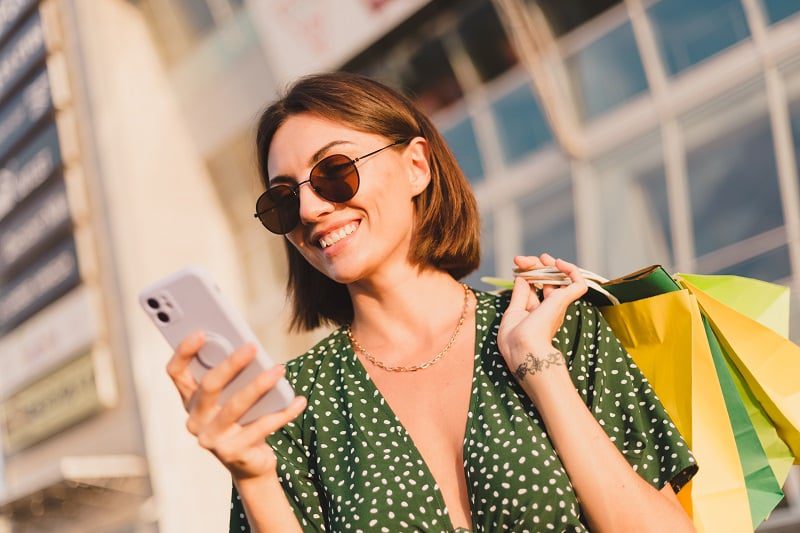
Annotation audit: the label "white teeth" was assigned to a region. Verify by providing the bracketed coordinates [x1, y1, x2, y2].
[319, 222, 359, 249]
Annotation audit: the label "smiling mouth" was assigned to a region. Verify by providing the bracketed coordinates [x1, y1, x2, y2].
[318, 221, 360, 249]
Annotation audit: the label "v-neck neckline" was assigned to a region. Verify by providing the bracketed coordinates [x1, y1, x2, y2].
[341, 288, 495, 532]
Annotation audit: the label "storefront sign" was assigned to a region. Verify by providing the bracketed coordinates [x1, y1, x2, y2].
[0, 121, 61, 221]
[0, 174, 70, 276]
[0, 10, 46, 104]
[0, 68, 52, 163]
[0, 286, 95, 398]
[0, 235, 79, 333]
[0, 352, 103, 454]
[0, 0, 37, 45]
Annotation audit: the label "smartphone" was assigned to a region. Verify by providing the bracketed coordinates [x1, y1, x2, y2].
[139, 266, 295, 424]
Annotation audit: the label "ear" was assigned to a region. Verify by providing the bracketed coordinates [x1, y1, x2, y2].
[405, 137, 431, 197]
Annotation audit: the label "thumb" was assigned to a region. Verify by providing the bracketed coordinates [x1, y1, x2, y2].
[507, 276, 531, 315]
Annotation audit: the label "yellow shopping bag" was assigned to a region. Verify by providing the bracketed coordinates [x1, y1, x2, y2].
[680, 278, 800, 463]
[602, 290, 752, 532]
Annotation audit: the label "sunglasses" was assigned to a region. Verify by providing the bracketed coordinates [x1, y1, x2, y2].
[254, 138, 410, 234]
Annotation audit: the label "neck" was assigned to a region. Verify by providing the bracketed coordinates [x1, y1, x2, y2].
[346, 265, 472, 357]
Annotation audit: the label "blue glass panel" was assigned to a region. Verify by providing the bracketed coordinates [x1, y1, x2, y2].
[647, 0, 750, 76]
[763, 0, 800, 24]
[519, 179, 577, 262]
[565, 21, 649, 121]
[713, 245, 791, 282]
[686, 113, 784, 256]
[442, 118, 484, 183]
[491, 84, 552, 163]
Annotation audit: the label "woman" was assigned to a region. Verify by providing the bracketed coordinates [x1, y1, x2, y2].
[167, 72, 698, 532]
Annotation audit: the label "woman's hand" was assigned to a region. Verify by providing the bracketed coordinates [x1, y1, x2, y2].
[166, 331, 307, 481]
[497, 253, 588, 383]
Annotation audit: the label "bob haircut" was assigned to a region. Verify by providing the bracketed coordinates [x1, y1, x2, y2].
[255, 72, 481, 332]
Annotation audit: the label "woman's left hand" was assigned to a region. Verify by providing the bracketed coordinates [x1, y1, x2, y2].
[497, 253, 588, 382]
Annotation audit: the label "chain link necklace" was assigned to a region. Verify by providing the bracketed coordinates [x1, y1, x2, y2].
[345, 283, 471, 372]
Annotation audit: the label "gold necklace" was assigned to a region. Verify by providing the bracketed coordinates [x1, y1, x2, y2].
[345, 283, 471, 372]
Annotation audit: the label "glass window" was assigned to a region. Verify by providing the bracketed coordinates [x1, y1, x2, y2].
[762, 0, 800, 24]
[442, 117, 485, 183]
[531, 0, 622, 37]
[565, 21, 649, 121]
[594, 133, 673, 278]
[791, 98, 800, 190]
[171, 0, 216, 37]
[456, 2, 517, 83]
[491, 83, 552, 163]
[647, 0, 750, 76]
[519, 178, 577, 263]
[683, 89, 784, 257]
[463, 213, 496, 290]
[401, 39, 463, 115]
[713, 244, 792, 282]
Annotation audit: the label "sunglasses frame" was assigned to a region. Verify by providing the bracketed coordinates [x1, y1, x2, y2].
[254, 138, 411, 234]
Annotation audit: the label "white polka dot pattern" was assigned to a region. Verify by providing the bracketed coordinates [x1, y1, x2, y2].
[229, 289, 698, 532]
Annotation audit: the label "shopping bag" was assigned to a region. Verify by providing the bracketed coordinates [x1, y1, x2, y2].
[678, 277, 800, 464]
[601, 289, 751, 531]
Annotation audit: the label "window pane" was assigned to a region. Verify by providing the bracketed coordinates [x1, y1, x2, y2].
[401, 39, 463, 115]
[531, 0, 622, 37]
[491, 83, 552, 163]
[565, 21, 649, 121]
[762, 0, 800, 24]
[594, 134, 673, 278]
[463, 213, 496, 289]
[519, 178, 577, 262]
[171, 0, 216, 37]
[457, 2, 517, 83]
[683, 89, 784, 256]
[647, 0, 750, 76]
[442, 117, 484, 183]
[713, 245, 791, 282]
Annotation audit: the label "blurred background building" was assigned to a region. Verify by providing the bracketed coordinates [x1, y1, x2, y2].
[0, 0, 798, 531]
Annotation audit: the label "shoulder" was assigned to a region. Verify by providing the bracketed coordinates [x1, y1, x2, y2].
[281, 327, 347, 394]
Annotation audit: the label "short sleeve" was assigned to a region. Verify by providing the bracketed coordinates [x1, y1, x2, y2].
[228, 421, 328, 532]
[555, 298, 699, 494]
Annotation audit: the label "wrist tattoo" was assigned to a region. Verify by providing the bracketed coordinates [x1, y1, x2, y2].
[514, 350, 564, 380]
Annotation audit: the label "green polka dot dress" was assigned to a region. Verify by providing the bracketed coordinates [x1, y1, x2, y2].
[230, 289, 698, 532]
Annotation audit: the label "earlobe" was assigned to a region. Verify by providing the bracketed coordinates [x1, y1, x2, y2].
[407, 138, 432, 196]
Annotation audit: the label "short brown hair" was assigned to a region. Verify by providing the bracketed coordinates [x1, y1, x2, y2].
[255, 72, 480, 332]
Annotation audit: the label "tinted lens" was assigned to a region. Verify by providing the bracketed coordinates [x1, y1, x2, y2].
[310, 154, 359, 202]
[256, 185, 300, 234]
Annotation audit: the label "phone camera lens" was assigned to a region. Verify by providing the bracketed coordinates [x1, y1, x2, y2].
[147, 298, 159, 309]
[156, 312, 170, 323]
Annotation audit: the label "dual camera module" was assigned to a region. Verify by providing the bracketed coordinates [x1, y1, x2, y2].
[146, 297, 171, 324]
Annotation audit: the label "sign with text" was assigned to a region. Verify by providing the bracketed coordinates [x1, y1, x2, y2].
[0, 174, 71, 278]
[0, 120, 61, 222]
[0, 10, 46, 105]
[0, 352, 104, 454]
[0, 234, 80, 334]
[0, 0, 38, 46]
[0, 286, 95, 399]
[0, 67, 51, 163]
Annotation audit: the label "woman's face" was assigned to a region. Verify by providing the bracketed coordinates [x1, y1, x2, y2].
[267, 113, 430, 285]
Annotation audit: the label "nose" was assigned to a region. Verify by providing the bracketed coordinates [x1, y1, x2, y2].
[297, 180, 334, 225]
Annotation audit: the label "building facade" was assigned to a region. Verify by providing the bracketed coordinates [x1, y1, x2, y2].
[0, 0, 799, 530]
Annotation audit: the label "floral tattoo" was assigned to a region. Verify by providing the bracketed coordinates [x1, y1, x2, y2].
[513, 350, 564, 380]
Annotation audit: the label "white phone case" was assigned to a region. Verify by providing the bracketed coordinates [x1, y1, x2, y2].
[139, 266, 295, 424]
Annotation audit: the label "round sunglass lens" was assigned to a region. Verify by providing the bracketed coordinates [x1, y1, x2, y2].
[311, 155, 359, 203]
[256, 186, 299, 233]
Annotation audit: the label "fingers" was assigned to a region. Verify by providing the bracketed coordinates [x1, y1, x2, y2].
[526, 283, 540, 311]
[556, 258, 588, 299]
[190, 343, 257, 424]
[513, 255, 544, 272]
[210, 364, 287, 431]
[166, 330, 206, 409]
[238, 396, 308, 446]
[507, 275, 532, 315]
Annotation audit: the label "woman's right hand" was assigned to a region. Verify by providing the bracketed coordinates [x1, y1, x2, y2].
[166, 330, 307, 481]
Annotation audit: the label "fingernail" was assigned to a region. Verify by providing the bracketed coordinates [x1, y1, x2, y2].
[193, 330, 205, 343]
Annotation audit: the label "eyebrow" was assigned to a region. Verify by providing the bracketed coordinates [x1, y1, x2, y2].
[269, 140, 354, 187]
